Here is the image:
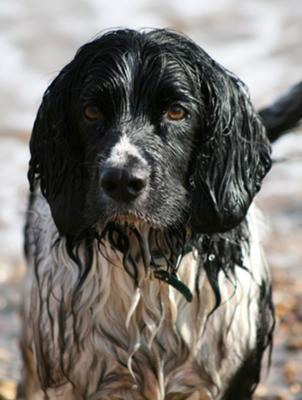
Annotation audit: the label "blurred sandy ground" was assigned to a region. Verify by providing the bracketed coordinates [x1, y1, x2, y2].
[0, 0, 301, 398]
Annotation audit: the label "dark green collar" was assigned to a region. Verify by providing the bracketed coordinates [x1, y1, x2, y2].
[153, 242, 194, 302]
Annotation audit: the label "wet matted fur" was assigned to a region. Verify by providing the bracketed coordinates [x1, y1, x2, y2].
[18, 29, 279, 400]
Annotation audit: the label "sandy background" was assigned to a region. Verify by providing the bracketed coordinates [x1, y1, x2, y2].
[0, 0, 301, 398]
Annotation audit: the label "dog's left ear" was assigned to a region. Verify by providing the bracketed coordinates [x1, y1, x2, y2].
[190, 64, 271, 234]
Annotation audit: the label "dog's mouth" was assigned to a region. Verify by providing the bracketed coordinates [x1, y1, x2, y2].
[105, 210, 162, 230]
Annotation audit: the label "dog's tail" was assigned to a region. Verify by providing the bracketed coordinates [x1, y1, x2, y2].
[258, 81, 302, 143]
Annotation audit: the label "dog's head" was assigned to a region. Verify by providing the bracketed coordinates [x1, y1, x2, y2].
[29, 29, 271, 237]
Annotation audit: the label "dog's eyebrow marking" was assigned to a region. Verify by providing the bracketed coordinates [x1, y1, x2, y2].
[108, 135, 146, 167]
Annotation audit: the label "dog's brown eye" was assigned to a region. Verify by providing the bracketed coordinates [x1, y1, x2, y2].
[84, 105, 103, 121]
[166, 104, 187, 121]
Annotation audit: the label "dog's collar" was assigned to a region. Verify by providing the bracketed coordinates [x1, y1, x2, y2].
[153, 270, 193, 302]
[151, 242, 194, 302]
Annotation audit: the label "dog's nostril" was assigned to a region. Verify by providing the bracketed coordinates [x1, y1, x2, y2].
[128, 178, 147, 194]
[101, 178, 118, 194]
[101, 167, 148, 202]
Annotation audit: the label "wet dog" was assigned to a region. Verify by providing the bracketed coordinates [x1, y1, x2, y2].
[18, 29, 302, 399]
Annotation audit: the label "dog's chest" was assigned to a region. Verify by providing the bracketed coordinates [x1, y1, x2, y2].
[25, 202, 264, 400]
[30, 244, 218, 399]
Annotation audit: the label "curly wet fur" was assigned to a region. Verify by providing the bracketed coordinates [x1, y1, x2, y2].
[19, 29, 276, 400]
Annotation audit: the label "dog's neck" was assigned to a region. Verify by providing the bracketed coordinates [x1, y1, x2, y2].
[69, 221, 195, 302]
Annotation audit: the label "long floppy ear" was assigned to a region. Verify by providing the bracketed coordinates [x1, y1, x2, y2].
[28, 44, 96, 236]
[190, 64, 272, 234]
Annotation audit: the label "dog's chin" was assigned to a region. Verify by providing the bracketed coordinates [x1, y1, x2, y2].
[103, 211, 162, 231]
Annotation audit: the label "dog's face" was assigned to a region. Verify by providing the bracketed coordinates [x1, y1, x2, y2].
[77, 35, 200, 231]
[29, 29, 271, 237]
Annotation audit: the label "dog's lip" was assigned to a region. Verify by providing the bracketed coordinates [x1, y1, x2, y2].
[105, 211, 160, 228]
[112, 212, 144, 224]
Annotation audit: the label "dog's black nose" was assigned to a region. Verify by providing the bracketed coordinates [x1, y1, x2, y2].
[101, 166, 148, 202]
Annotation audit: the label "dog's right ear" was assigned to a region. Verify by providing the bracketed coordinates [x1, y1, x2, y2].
[28, 43, 99, 236]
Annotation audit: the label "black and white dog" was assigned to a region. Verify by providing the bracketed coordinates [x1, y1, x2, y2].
[18, 29, 302, 400]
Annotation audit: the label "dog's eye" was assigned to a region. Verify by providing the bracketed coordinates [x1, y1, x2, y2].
[166, 104, 187, 121]
[83, 104, 103, 121]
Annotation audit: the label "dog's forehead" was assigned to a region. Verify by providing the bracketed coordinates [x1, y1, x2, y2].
[75, 31, 200, 121]
[85, 31, 193, 80]
[77, 34, 197, 113]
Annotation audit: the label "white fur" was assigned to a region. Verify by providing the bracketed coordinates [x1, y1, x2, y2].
[108, 135, 147, 168]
